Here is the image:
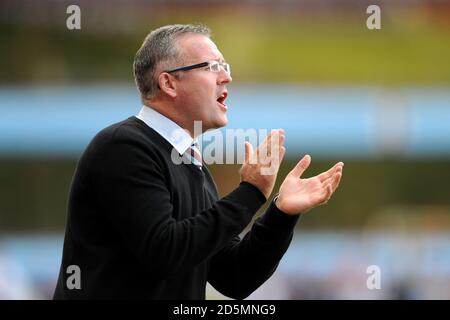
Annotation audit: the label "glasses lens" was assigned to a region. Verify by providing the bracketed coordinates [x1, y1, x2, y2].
[208, 62, 231, 75]
[224, 63, 230, 75]
[209, 62, 220, 72]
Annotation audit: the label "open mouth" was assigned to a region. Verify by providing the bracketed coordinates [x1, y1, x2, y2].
[217, 92, 228, 110]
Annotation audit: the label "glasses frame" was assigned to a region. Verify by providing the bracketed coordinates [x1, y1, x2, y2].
[165, 60, 231, 76]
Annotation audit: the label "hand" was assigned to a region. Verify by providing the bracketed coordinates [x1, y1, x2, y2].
[275, 155, 343, 215]
[239, 129, 286, 199]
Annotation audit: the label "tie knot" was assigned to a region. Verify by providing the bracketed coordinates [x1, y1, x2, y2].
[189, 142, 202, 170]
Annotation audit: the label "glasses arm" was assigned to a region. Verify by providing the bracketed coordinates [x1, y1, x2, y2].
[165, 62, 209, 74]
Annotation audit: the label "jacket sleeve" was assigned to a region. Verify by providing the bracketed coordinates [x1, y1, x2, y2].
[207, 200, 300, 299]
[91, 136, 266, 279]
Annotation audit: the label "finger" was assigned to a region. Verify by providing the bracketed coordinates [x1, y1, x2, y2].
[265, 129, 280, 144]
[269, 130, 278, 154]
[270, 130, 285, 158]
[269, 129, 284, 151]
[258, 130, 282, 163]
[289, 154, 311, 178]
[265, 132, 284, 168]
[331, 171, 342, 193]
[318, 182, 333, 205]
[321, 165, 343, 185]
[324, 184, 333, 202]
[265, 129, 284, 147]
[279, 146, 286, 164]
[318, 162, 343, 183]
[279, 131, 285, 148]
[244, 141, 254, 163]
[317, 165, 335, 182]
[323, 172, 339, 188]
[257, 130, 276, 157]
[322, 172, 342, 201]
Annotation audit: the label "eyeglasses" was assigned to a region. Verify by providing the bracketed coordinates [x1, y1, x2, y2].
[165, 60, 231, 76]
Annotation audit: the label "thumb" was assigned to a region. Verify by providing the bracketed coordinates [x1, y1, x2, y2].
[244, 141, 254, 163]
[289, 154, 311, 178]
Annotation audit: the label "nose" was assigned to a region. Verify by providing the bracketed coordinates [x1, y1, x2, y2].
[217, 69, 232, 85]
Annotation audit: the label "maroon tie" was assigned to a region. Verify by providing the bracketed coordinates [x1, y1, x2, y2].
[189, 142, 202, 170]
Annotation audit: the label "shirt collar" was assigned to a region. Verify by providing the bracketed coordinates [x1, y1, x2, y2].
[136, 105, 195, 155]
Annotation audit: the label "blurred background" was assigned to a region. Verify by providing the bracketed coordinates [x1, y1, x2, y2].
[1, 0, 450, 299]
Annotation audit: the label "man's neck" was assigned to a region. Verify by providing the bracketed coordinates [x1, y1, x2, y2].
[144, 101, 198, 138]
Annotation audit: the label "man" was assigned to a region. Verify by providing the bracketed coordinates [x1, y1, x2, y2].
[54, 24, 343, 299]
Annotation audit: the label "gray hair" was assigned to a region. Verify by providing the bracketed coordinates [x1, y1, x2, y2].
[133, 24, 211, 100]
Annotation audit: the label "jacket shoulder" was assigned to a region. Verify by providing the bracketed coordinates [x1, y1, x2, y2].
[85, 116, 170, 164]
[92, 117, 146, 145]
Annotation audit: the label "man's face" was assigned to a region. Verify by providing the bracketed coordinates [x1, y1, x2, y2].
[173, 34, 232, 133]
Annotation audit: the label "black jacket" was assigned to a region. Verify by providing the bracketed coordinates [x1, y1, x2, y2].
[54, 116, 299, 299]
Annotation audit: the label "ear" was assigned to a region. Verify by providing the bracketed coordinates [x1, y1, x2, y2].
[158, 72, 177, 98]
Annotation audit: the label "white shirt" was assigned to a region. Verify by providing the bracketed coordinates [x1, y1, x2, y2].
[136, 105, 196, 156]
